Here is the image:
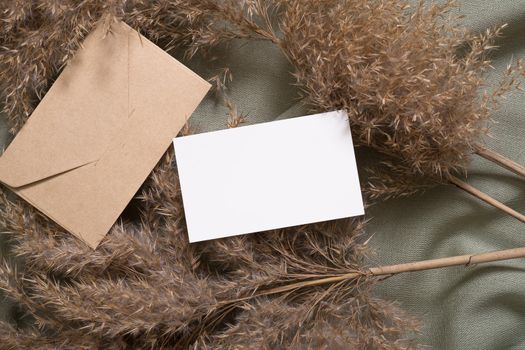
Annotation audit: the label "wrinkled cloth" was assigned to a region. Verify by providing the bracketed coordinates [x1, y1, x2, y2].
[1, 1, 524, 348]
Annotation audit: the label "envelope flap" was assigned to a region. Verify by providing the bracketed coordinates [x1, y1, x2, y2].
[0, 123, 100, 188]
[0, 22, 130, 188]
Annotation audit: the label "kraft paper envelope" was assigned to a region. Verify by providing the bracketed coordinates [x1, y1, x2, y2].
[0, 21, 210, 249]
[173, 110, 365, 243]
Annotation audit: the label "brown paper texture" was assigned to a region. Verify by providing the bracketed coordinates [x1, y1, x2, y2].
[0, 21, 210, 248]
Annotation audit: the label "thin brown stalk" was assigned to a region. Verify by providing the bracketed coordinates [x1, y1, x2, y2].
[257, 246, 525, 297]
[448, 175, 525, 223]
[474, 144, 525, 178]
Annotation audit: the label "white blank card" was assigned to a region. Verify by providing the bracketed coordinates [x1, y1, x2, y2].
[173, 110, 364, 242]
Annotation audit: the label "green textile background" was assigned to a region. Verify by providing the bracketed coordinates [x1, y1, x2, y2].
[1, 1, 524, 348]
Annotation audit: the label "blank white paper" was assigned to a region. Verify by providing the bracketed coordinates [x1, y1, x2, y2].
[173, 110, 364, 243]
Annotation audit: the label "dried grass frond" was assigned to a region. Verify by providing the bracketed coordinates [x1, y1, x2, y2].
[0, 156, 418, 348]
[198, 296, 420, 349]
[174, 0, 524, 197]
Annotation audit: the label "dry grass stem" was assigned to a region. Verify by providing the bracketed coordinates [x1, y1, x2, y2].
[448, 175, 525, 223]
[474, 144, 525, 178]
[252, 246, 525, 297]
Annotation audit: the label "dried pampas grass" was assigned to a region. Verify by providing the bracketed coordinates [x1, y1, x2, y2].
[0, 151, 420, 349]
[179, 0, 525, 218]
[1, 0, 523, 348]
